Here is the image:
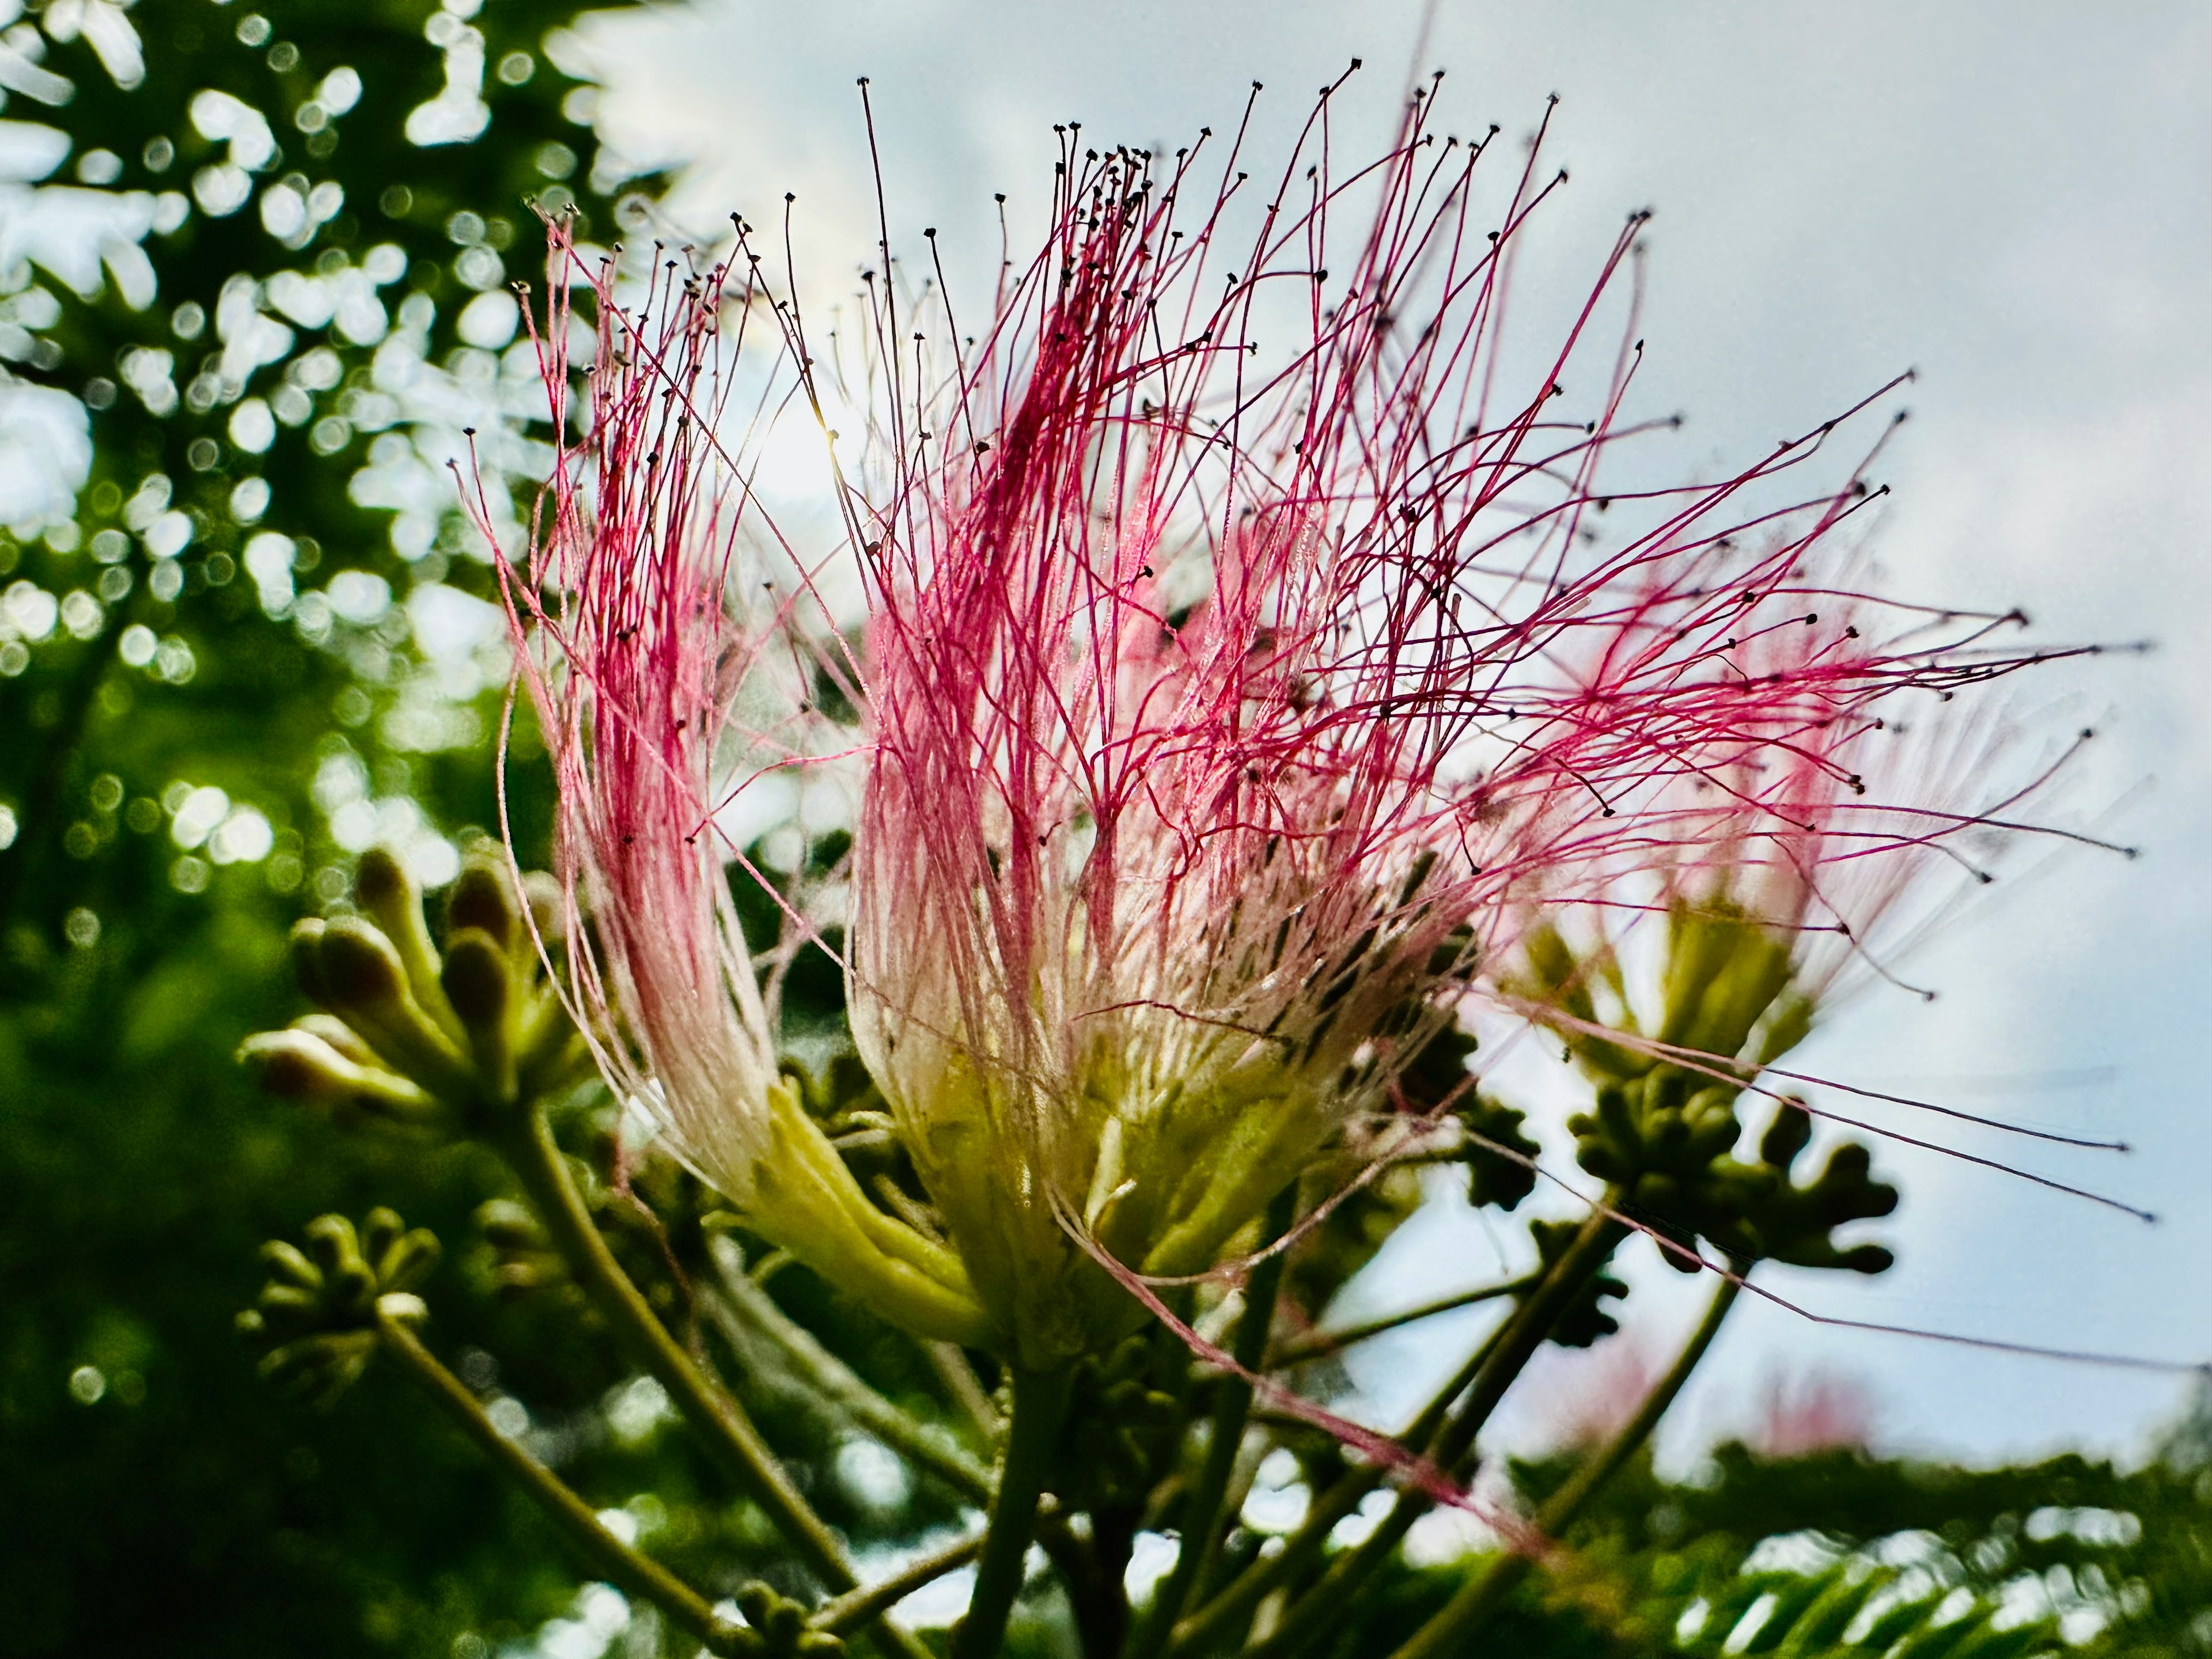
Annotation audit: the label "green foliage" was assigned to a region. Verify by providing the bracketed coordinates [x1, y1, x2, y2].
[1287, 1425, 2212, 1658]
[0, 3, 669, 1652]
[5, 7, 2207, 1657]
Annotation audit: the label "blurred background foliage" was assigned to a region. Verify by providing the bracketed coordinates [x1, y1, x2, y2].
[0, 3, 2204, 1657]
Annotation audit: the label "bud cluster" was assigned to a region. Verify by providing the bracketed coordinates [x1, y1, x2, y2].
[235, 1208, 441, 1407]
[1525, 902, 1898, 1277]
[240, 848, 580, 1134]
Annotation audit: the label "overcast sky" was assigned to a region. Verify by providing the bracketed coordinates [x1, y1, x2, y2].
[567, 0, 2212, 1466]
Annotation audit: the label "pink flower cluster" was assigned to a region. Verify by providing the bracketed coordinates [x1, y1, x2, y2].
[493, 78, 2063, 1357]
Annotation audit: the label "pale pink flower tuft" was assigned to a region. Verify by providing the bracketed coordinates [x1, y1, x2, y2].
[487, 78, 2074, 1362]
[491, 237, 989, 1343]
[814, 86, 2062, 1356]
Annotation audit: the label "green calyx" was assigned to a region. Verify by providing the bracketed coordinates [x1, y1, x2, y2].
[236, 1208, 442, 1407]
[748, 1080, 993, 1350]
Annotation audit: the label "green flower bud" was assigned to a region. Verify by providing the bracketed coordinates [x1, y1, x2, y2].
[441, 927, 510, 1029]
[441, 927, 516, 1102]
[259, 1238, 322, 1292]
[316, 915, 408, 1009]
[372, 1228, 442, 1298]
[475, 1198, 544, 1251]
[304, 1213, 377, 1317]
[475, 1199, 566, 1301]
[732, 1585, 845, 1657]
[253, 1280, 325, 1332]
[255, 1328, 380, 1408]
[1685, 1088, 1745, 1162]
[237, 1029, 442, 1129]
[1725, 1116, 1899, 1273]
[377, 1291, 430, 1329]
[312, 918, 474, 1100]
[294, 1012, 379, 1069]
[354, 847, 464, 1042]
[1759, 1097, 1815, 1171]
[446, 858, 521, 952]
[1843, 1243, 1893, 1274]
[289, 918, 333, 1007]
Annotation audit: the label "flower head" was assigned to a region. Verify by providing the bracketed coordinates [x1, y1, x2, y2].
[823, 89, 2054, 1359]
[499, 79, 2067, 1365]
[497, 233, 989, 1344]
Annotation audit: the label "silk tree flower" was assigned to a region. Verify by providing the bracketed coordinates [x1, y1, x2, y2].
[493, 242, 990, 1346]
[1502, 599, 2092, 1277]
[824, 84, 2063, 1365]
[1517, 591, 2062, 1080]
[494, 77, 2063, 1368]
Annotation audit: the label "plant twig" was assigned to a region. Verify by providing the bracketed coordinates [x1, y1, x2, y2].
[1266, 1271, 1543, 1370]
[376, 1305, 741, 1656]
[1165, 1308, 1521, 1658]
[926, 1340, 1002, 1444]
[813, 1529, 988, 1637]
[495, 1106, 933, 1659]
[1236, 1208, 1627, 1659]
[1127, 1185, 1296, 1657]
[1388, 1264, 1745, 1659]
[950, 1366, 1071, 1659]
[704, 1235, 997, 1505]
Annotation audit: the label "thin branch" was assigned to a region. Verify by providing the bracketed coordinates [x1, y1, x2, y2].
[1165, 1301, 1524, 1658]
[494, 1107, 933, 1659]
[813, 1529, 988, 1638]
[950, 1366, 1071, 1659]
[1389, 1265, 1744, 1659]
[1266, 1272, 1540, 1370]
[1237, 1210, 1627, 1659]
[376, 1306, 741, 1656]
[703, 1234, 997, 1505]
[1128, 1185, 1296, 1656]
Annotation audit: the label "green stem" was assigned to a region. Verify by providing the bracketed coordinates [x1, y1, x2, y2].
[1128, 1186, 1297, 1658]
[497, 1107, 933, 1659]
[704, 1236, 997, 1505]
[1426, 1210, 1628, 1472]
[376, 1306, 739, 1656]
[1387, 1266, 1744, 1659]
[1165, 1310, 1521, 1658]
[1238, 1208, 1627, 1659]
[1265, 1271, 1542, 1370]
[813, 1529, 989, 1638]
[952, 1366, 1071, 1659]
